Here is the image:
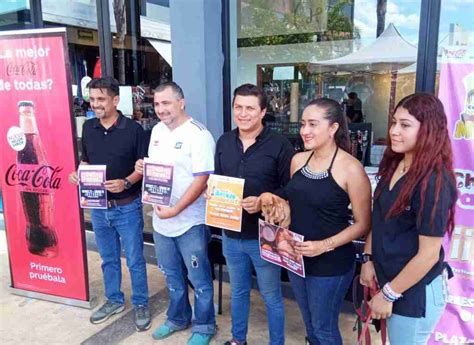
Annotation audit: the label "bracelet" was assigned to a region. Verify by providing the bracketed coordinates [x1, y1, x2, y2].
[385, 282, 403, 298]
[381, 291, 395, 302]
[382, 282, 403, 302]
[323, 238, 335, 252]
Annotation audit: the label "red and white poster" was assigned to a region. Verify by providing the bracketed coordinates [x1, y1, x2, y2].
[0, 28, 89, 304]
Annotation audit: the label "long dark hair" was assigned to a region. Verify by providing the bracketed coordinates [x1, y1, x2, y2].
[376, 93, 457, 235]
[305, 98, 350, 152]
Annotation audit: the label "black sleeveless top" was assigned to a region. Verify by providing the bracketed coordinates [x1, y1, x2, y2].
[285, 148, 355, 276]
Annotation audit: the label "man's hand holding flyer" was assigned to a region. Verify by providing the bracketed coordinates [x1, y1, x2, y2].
[141, 157, 174, 206]
[78, 165, 107, 209]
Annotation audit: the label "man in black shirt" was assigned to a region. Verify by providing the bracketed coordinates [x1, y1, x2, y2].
[215, 84, 294, 345]
[68, 77, 150, 331]
[345, 92, 363, 123]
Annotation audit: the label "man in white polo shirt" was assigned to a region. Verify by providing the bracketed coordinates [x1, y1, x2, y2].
[135, 82, 216, 345]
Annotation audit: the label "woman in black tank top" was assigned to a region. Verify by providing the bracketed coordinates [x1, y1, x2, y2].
[260, 98, 371, 345]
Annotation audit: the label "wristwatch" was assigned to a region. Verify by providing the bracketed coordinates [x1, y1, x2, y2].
[361, 252, 372, 263]
[123, 178, 132, 190]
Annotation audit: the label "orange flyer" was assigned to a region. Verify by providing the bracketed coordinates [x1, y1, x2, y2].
[205, 174, 245, 232]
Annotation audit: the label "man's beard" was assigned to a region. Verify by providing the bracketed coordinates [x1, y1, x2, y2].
[94, 110, 105, 118]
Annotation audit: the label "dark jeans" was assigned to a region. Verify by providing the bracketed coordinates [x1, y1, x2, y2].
[289, 265, 355, 345]
[90, 197, 149, 306]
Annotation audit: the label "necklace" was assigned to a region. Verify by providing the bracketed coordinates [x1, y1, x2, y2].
[301, 165, 329, 180]
[301, 148, 337, 180]
[400, 159, 410, 174]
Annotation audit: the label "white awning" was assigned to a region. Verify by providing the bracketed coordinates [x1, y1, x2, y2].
[309, 23, 417, 73]
[141, 16, 170, 41]
[147, 39, 172, 66]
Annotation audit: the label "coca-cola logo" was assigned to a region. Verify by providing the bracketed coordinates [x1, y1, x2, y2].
[6, 61, 37, 76]
[5, 164, 62, 191]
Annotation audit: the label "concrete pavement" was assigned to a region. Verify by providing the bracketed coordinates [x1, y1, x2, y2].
[0, 215, 384, 344]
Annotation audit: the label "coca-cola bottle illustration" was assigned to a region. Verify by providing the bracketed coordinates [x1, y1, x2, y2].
[17, 101, 58, 257]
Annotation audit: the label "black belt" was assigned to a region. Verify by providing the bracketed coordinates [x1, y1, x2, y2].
[107, 194, 139, 208]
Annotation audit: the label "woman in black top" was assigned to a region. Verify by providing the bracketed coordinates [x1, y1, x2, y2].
[360, 93, 457, 345]
[261, 98, 371, 345]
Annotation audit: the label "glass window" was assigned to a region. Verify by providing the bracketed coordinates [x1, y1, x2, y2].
[0, 1, 31, 30]
[436, 0, 474, 94]
[41, 0, 172, 235]
[230, 0, 422, 166]
[38, 0, 99, 228]
[41, 0, 99, 87]
[35, 0, 173, 235]
[107, 0, 173, 234]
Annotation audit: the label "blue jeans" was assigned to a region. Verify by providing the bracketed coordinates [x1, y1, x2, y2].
[289, 265, 355, 345]
[222, 234, 285, 345]
[387, 274, 447, 345]
[90, 197, 148, 306]
[153, 224, 216, 335]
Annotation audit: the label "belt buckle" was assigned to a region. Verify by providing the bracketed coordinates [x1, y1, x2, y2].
[107, 199, 118, 208]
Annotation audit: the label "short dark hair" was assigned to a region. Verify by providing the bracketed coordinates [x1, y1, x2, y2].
[233, 83, 267, 110]
[348, 92, 358, 99]
[87, 76, 120, 97]
[154, 81, 185, 100]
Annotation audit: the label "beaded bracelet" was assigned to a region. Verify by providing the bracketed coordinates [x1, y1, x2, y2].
[382, 282, 403, 302]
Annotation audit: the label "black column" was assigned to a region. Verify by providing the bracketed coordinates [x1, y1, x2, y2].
[127, 0, 142, 85]
[415, 0, 441, 93]
[29, 0, 43, 28]
[222, 0, 231, 132]
[96, 0, 114, 77]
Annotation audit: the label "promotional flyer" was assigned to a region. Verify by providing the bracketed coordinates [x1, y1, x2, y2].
[259, 219, 305, 277]
[78, 165, 107, 209]
[431, 46, 474, 344]
[205, 174, 244, 232]
[141, 158, 173, 206]
[0, 29, 89, 303]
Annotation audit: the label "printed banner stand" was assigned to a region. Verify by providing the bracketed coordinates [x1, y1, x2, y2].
[430, 46, 474, 344]
[8, 286, 95, 309]
[0, 28, 93, 309]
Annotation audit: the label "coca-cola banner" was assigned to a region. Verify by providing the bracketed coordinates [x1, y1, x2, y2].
[430, 47, 474, 344]
[0, 29, 89, 304]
